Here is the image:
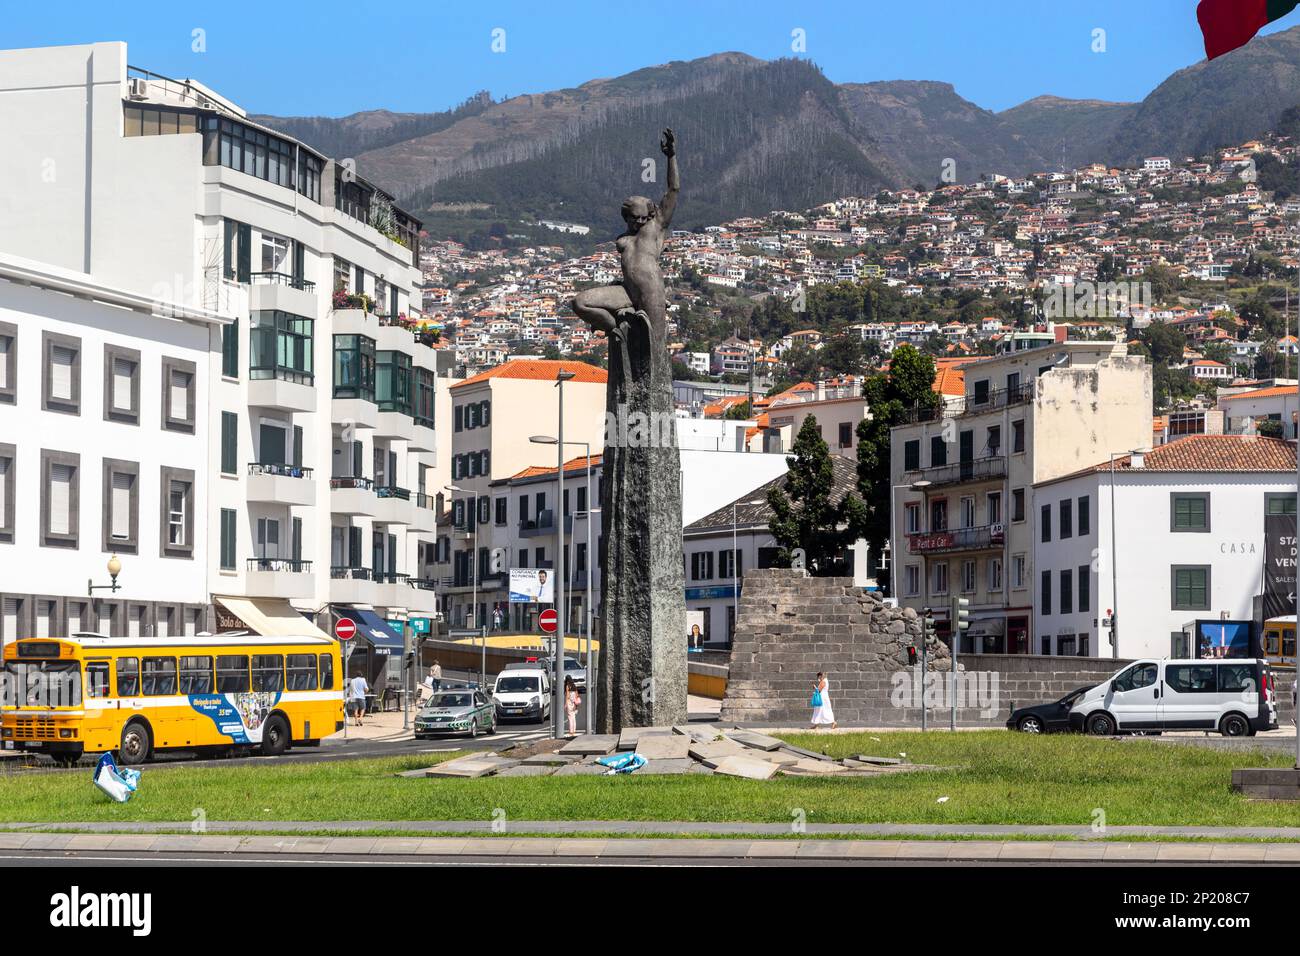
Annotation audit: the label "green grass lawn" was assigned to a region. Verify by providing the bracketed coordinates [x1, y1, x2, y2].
[2, 732, 1298, 828]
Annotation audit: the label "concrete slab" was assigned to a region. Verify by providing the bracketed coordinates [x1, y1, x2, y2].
[688, 762, 716, 774]
[617, 726, 672, 750]
[559, 734, 619, 756]
[635, 735, 692, 760]
[554, 839, 609, 856]
[520, 753, 578, 766]
[425, 759, 499, 779]
[850, 754, 904, 766]
[725, 730, 784, 751]
[553, 762, 610, 776]
[414, 838, 469, 855]
[496, 765, 558, 777]
[672, 724, 718, 742]
[1102, 843, 1161, 862]
[1155, 844, 1215, 862]
[778, 742, 835, 761]
[712, 754, 779, 780]
[786, 758, 848, 774]
[689, 739, 749, 764]
[637, 759, 695, 775]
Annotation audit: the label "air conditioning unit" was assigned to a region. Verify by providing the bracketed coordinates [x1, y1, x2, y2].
[127, 77, 149, 100]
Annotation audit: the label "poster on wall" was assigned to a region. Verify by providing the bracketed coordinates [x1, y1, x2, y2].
[509, 568, 554, 604]
[1262, 512, 1297, 622]
[686, 610, 705, 651]
[1195, 620, 1252, 659]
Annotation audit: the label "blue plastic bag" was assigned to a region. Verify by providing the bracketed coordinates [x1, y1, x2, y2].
[93, 752, 141, 803]
[811, 690, 823, 708]
[596, 752, 646, 774]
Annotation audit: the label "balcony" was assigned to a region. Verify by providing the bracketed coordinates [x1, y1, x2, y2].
[518, 510, 573, 539]
[905, 455, 1006, 489]
[374, 485, 412, 526]
[248, 376, 315, 413]
[329, 566, 379, 605]
[246, 462, 316, 506]
[330, 476, 377, 517]
[410, 417, 436, 453]
[907, 523, 1005, 555]
[899, 383, 1034, 425]
[245, 557, 314, 599]
[410, 492, 437, 532]
[248, 272, 318, 319]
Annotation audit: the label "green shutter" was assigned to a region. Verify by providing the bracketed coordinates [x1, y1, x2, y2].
[220, 509, 236, 570]
[221, 412, 238, 474]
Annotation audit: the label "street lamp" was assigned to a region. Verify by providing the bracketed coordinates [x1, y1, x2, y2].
[531, 431, 595, 734]
[88, 555, 123, 597]
[546, 370, 575, 738]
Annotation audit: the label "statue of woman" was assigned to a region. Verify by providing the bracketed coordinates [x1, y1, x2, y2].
[570, 128, 677, 345]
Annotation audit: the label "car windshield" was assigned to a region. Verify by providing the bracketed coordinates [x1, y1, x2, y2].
[565, 660, 581, 670]
[429, 694, 472, 708]
[2, 660, 81, 707]
[496, 676, 539, 693]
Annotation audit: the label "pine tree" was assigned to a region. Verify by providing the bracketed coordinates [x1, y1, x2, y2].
[767, 416, 867, 575]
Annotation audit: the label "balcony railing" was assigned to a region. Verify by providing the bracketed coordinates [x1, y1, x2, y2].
[249, 462, 314, 479]
[375, 485, 410, 501]
[330, 566, 372, 581]
[906, 523, 1005, 554]
[899, 383, 1034, 425]
[415, 492, 436, 510]
[247, 557, 312, 573]
[250, 271, 317, 293]
[374, 571, 411, 585]
[904, 455, 1006, 487]
[330, 476, 373, 491]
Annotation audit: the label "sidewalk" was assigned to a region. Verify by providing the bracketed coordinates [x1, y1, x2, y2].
[1, 830, 1296, 864]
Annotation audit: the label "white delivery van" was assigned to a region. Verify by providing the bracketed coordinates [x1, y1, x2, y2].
[491, 665, 551, 722]
[1069, 658, 1278, 737]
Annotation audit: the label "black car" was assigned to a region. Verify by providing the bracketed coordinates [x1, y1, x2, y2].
[1006, 685, 1094, 733]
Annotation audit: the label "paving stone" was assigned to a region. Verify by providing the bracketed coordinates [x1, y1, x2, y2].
[637, 758, 695, 775]
[687, 762, 716, 774]
[725, 730, 784, 751]
[850, 754, 904, 766]
[712, 755, 779, 780]
[672, 724, 718, 742]
[636, 735, 692, 759]
[689, 739, 750, 764]
[618, 726, 673, 750]
[559, 734, 619, 756]
[783, 759, 848, 775]
[553, 762, 612, 776]
[750, 750, 801, 767]
[520, 753, 578, 766]
[495, 765, 558, 778]
[425, 759, 501, 779]
[778, 743, 835, 762]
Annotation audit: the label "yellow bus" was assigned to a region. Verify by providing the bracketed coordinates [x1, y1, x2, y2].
[1263, 616, 1296, 668]
[1, 633, 343, 765]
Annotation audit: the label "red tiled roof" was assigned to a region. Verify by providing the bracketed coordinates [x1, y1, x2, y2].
[1221, 385, 1298, 401]
[934, 366, 965, 397]
[1098, 435, 1296, 473]
[508, 454, 604, 482]
[452, 359, 608, 389]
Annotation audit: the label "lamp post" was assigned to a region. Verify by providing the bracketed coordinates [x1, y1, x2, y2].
[531, 432, 594, 734]
[553, 371, 576, 737]
[87, 555, 123, 598]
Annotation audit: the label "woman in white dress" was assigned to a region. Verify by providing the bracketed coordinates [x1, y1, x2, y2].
[810, 671, 837, 730]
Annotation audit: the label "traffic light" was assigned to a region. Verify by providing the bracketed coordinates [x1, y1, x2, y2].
[951, 596, 970, 636]
[907, 645, 918, 666]
[922, 609, 938, 646]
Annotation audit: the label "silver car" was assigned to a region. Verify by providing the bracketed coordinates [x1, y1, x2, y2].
[414, 689, 498, 738]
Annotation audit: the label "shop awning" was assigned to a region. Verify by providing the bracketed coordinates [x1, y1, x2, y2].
[333, 607, 404, 654]
[214, 596, 331, 640]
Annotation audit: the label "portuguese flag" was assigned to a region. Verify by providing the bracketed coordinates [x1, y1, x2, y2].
[1198, 0, 1299, 59]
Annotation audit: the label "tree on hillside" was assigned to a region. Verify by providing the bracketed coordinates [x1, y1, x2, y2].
[1141, 321, 1186, 366]
[767, 417, 867, 576]
[854, 345, 940, 595]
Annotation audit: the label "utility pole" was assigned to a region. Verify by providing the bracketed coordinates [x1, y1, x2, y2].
[553, 370, 575, 738]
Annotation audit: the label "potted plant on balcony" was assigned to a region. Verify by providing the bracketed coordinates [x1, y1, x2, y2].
[332, 288, 371, 312]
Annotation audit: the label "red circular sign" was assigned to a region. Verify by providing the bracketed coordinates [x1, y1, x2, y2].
[335, 618, 357, 642]
[539, 609, 558, 634]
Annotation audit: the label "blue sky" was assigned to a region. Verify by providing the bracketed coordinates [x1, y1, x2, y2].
[5, 1, 1297, 116]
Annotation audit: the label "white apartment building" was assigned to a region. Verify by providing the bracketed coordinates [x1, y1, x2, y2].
[890, 340, 1152, 654]
[1220, 385, 1300, 439]
[0, 255, 222, 643]
[0, 43, 449, 672]
[1034, 436, 1296, 659]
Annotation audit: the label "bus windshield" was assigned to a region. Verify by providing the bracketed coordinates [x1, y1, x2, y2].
[2, 660, 82, 707]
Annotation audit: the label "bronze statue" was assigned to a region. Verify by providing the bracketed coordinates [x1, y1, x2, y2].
[570, 128, 688, 732]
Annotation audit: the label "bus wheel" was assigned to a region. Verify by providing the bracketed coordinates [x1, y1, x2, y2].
[260, 715, 291, 757]
[119, 722, 152, 765]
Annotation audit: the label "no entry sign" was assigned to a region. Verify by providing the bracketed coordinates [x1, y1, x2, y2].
[335, 618, 357, 642]
[539, 609, 558, 634]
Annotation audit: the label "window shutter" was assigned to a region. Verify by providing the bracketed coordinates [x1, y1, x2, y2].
[49, 464, 72, 535]
[237, 222, 252, 282]
[0, 336, 8, 389]
[221, 412, 237, 474]
[111, 473, 132, 539]
[113, 358, 134, 410]
[51, 346, 75, 401]
[170, 370, 190, 419]
[293, 425, 303, 468]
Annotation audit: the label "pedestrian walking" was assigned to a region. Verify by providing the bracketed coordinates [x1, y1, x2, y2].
[810, 671, 837, 730]
[564, 676, 581, 738]
[348, 673, 370, 728]
[427, 661, 442, 691]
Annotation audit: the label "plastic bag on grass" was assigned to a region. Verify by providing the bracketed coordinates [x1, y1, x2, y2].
[596, 752, 645, 774]
[93, 752, 141, 803]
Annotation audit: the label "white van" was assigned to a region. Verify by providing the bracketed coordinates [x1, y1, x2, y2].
[1069, 658, 1277, 737]
[492, 665, 551, 722]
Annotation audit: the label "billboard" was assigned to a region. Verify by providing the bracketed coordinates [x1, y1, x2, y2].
[1263, 512, 1297, 622]
[509, 568, 554, 604]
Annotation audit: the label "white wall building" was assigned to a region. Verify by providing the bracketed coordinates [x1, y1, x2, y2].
[0, 254, 224, 642]
[1033, 436, 1296, 659]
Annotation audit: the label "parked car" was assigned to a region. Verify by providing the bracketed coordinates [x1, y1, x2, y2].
[1006, 686, 1094, 733]
[413, 689, 497, 739]
[1069, 658, 1278, 737]
[492, 666, 551, 722]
